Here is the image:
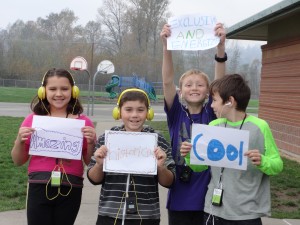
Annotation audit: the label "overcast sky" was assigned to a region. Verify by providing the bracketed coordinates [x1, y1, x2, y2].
[0, 0, 283, 29]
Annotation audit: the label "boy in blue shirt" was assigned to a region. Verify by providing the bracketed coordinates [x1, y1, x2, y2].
[160, 23, 226, 225]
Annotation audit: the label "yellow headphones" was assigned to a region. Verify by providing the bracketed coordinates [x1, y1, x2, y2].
[37, 70, 80, 100]
[112, 88, 154, 121]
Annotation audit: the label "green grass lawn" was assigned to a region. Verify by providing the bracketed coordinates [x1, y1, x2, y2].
[0, 87, 37, 103]
[0, 87, 109, 104]
[0, 117, 28, 211]
[0, 87, 259, 114]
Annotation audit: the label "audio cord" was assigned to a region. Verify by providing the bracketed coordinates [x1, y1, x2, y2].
[39, 97, 78, 200]
[205, 203, 216, 225]
[114, 174, 142, 225]
[45, 160, 72, 200]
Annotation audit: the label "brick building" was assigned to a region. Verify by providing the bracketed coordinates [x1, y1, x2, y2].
[227, 0, 300, 156]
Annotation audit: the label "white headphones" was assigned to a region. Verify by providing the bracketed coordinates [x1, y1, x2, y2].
[225, 102, 232, 106]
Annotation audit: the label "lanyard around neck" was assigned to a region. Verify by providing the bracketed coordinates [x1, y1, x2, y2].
[224, 113, 247, 129]
[218, 113, 247, 186]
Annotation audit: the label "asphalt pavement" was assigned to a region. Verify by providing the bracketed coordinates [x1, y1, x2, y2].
[0, 103, 299, 225]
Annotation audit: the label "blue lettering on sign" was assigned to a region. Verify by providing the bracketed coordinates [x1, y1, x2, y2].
[193, 134, 244, 165]
[226, 144, 238, 161]
[193, 134, 204, 161]
[207, 139, 225, 161]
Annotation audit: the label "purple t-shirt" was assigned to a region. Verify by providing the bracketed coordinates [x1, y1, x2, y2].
[165, 94, 216, 211]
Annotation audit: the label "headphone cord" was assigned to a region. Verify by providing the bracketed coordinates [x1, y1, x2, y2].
[72, 98, 77, 115]
[41, 100, 50, 115]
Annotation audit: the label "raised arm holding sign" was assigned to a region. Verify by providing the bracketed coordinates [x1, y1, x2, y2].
[160, 16, 227, 225]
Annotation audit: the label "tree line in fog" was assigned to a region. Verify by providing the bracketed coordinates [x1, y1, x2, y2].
[0, 0, 261, 97]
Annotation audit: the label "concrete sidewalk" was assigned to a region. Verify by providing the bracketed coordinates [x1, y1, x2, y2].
[1, 118, 300, 225]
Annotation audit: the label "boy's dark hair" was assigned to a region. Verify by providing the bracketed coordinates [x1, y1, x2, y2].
[31, 68, 83, 115]
[209, 74, 251, 112]
[119, 90, 149, 109]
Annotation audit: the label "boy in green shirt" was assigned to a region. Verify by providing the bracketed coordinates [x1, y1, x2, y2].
[181, 74, 283, 225]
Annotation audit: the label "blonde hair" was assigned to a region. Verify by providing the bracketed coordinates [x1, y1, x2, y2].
[179, 69, 210, 89]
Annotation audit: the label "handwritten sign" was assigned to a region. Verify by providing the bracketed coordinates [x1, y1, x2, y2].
[104, 130, 158, 175]
[190, 124, 249, 170]
[29, 115, 85, 160]
[167, 14, 219, 51]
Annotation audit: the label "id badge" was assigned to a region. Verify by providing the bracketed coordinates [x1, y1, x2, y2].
[212, 188, 223, 206]
[126, 196, 137, 214]
[51, 171, 61, 187]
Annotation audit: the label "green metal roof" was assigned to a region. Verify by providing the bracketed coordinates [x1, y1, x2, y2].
[227, 0, 300, 41]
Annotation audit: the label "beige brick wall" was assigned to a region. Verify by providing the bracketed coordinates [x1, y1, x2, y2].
[260, 38, 300, 155]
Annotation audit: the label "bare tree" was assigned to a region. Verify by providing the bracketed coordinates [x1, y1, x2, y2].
[227, 40, 241, 73]
[97, 0, 129, 53]
[248, 59, 261, 98]
[36, 9, 78, 43]
[75, 21, 104, 74]
[128, 0, 169, 54]
[121, 0, 169, 80]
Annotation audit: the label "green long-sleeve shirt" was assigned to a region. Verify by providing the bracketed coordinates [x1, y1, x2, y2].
[186, 115, 283, 220]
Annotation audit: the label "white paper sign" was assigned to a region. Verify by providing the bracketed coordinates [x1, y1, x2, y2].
[29, 115, 85, 160]
[167, 14, 220, 51]
[190, 124, 249, 170]
[104, 130, 158, 175]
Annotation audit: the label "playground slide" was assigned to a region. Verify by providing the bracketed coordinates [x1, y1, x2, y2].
[105, 74, 157, 100]
[105, 75, 119, 98]
[147, 87, 156, 100]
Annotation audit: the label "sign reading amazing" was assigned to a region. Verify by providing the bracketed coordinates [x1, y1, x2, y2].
[29, 116, 84, 160]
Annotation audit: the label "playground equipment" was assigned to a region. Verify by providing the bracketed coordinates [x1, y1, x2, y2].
[70, 56, 91, 115]
[105, 74, 157, 100]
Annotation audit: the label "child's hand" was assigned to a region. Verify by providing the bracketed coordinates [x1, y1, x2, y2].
[82, 126, 96, 145]
[93, 146, 107, 166]
[244, 150, 261, 166]
[17, 127, 35, 143]
[180, 141, 192, 157]
[160, 24, 171, 48]
[155, 147, 167, 168]
[214, 23, 226, 46]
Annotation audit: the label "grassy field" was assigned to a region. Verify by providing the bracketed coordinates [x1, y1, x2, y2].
[0, 117, 28, 211]
[0, 87, 259, 114]
[0, 87, 109, 104]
